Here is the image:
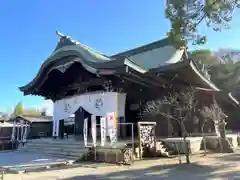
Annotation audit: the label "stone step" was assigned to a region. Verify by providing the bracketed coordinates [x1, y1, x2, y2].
[23, 147, 86, 159]
[25, 145, 85, 150]
[26, 142, 81, 145]
[156, 144, 165, 151]
[24, 149, 81, 160]
[21, 139, 89, 160]
[30, 138, 83, 142]
[27, 139, 121, 147]
[24, 145, 87, 152]
[24, 149, 86, 156]
[25, 144, 86, 150]
[26, 141, 85, 146]
[156, 141, 176, 157]
[38, 150, 84, 157]
[25, 146, 86, 153]
[26, 141, 83, 146]
[158, 147, 167, 153]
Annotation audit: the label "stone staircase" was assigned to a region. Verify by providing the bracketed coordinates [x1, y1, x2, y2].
[20, 138, 88, 160]
[156, 141, 176, 157]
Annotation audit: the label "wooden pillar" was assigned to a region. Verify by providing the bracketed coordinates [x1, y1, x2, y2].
[59, 119, 64, 139]
[74, 107, 85, 136]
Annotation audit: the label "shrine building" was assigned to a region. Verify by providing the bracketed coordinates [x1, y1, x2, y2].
[19, 31, 239, 139]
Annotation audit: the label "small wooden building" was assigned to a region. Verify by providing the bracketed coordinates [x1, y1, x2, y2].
[9, 115, 53, 139]
[0, 120, 14, 140]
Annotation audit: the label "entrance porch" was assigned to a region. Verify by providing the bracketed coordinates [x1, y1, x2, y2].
[53, 92, 129, 139]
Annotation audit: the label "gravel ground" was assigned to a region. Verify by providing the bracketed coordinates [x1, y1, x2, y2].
[0, 151, 68, 167]
[2, 153, 240, 180]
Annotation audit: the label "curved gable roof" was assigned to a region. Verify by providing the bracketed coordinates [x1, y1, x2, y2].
[111, 38, 188, 70]
[19, 31, 221, 96]
[19, 32, 147, 93]
[53, 31, 110, 62]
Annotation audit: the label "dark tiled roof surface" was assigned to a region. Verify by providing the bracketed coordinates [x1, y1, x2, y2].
[16, 115, 52, 123]
[111, 38, 170, 58]
[53, 34, 110, 62]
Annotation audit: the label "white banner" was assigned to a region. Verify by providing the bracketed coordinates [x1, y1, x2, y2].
[83, 118, 88, 147]
[16, 123, 20, 141]
[107, 112, 117, 129]
[52, 92, 126, 137]
[23, 123, 29, 143]
[11, 121, 16, 141]
[107, 112, 117, 145]
[108, 128, 117, 146]
[52, 118, 59, 137]
[91, 115, 97, 147]
[20, 120, 24, 142]
[100, 117, 106, 146]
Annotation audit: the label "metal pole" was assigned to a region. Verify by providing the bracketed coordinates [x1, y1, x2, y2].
[131, 123, 134, 162]
[1, 140, 4, 152]
[94, 146, 97, 161]
[138, 122, 142, 160]
[1, 170, 4, 180]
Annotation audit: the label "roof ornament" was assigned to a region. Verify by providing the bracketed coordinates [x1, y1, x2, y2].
[56, 30, 73, 41]
[56, 30, 81, 44]
[56, 30, 64, 37]
[54, 30, 77, 51]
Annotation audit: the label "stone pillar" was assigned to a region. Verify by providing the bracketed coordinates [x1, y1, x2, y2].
[74, 107, 84, 136]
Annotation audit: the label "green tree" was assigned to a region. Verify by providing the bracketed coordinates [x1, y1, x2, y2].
[191, 49, 240, 92]
[165, 0, 240, 47]
[23, 108, 41, 116]
[13, 101, 24, 116]
[191, 49, 219, 65]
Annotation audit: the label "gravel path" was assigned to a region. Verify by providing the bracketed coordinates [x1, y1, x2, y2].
[3, 153, 240, 180]
[0, 151, 68, 167]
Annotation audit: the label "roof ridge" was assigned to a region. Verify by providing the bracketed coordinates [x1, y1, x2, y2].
[55, 31, 109, 59]
[110, 38, 170, 58]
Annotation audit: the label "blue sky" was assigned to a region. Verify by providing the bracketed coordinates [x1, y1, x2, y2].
[0, 0, 239, 113]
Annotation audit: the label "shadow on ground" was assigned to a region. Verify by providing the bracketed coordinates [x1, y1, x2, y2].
[60, 162, 240, 180]
[214, 152, 240, 162]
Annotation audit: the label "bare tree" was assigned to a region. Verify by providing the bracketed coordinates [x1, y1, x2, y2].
[200, 100, 228, 153]
[200, 100, 227, 138]
[143, 87, 197, 164]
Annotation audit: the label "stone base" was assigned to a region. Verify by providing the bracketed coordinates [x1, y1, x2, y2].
[82, 145, 140, 165]
[204, 137, 234, 153]
[159, 137, 203, 154]
[237, 136, 240, 146]
[215, 138, 234, 153]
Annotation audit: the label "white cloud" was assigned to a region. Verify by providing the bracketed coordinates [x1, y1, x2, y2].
[28, 100, 54, 116]
[38, 100, 54, 116]
[37, 100, 75, 117]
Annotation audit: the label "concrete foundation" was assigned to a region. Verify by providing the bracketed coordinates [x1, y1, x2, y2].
[204, 134, 239, 153]
[160, 137, 203, 154]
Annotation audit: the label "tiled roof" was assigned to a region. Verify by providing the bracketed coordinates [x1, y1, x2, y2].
[110, 38, 187, 70]
[54, 31, 110, 62]
[111, 38, 170, 58]
[16, 115, 52, 123]
[0, 122, 14, 127]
